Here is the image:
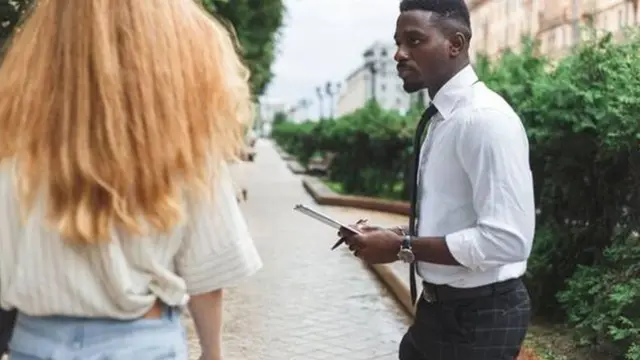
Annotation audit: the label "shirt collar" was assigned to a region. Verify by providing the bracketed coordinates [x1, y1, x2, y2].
[431, 65, 478, 120]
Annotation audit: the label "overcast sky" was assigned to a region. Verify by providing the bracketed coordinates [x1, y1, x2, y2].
[263, 0, 400, 105]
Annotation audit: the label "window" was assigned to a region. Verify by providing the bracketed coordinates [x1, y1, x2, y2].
[584, 14, 595, 28]
[618, 9, 625, 28]
[381, 84, 386, 92]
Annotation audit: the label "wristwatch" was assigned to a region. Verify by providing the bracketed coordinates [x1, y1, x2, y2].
[397, 235, 416, 263]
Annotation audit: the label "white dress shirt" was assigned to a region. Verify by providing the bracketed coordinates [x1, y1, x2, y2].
[416, 65, 535, 288]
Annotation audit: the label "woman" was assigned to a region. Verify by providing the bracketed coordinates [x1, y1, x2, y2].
[0, 0, 261, 359]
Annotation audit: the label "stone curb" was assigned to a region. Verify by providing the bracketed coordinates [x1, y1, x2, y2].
[370, 263, 415, 316]
[301, 175, 416, 317]
[273, 144, 294, 161]
[302, 177, 411, 216]
[286, 160, 306, 174]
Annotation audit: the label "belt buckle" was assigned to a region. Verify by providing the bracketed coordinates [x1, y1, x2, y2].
[422, 287, 436, 303]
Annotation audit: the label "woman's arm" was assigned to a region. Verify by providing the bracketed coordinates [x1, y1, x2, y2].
[189, 290, 223, 360]
[175, 163, 261, 360]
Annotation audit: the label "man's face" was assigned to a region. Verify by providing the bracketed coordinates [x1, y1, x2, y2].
[394, 10, 451, 93]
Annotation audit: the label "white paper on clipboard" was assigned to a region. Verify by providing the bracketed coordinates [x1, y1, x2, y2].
[293, 204, 362, 234]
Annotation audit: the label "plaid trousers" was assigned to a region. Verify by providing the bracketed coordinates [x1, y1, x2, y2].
[399, 279, 531, 360]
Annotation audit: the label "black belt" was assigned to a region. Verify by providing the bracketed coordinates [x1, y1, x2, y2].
[422, 278, 521, 303]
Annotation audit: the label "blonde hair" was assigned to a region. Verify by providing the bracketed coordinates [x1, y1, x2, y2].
[0, 0, 253, 244]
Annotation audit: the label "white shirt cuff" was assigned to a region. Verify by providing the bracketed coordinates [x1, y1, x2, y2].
[445, 227, 486, 271]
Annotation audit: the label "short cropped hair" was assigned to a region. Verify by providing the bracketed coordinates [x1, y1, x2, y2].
[400, 0, 472, 41]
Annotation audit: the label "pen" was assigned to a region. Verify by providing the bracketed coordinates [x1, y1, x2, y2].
[331, 218, 367, 250]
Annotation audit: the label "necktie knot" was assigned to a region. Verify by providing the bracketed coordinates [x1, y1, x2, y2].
[423, 104, 438, 121]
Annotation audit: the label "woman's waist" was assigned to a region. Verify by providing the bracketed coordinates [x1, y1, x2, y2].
[16, 299, 178, 323]
[11, 302, 183, 353]
[1, 279, 188, 320]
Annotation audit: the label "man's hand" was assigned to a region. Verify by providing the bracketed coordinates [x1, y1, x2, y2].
[339, 226, 403, 264]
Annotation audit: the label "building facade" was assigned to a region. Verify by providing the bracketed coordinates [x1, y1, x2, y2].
[468, 0, 640, 60]
[286, 100, 313, 123]
[336, 41, 424, 117]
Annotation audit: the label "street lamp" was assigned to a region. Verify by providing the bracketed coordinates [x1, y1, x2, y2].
[364, 49, 379, 103]
[315, 86, 324, 119]
[324, 81, 340, 118]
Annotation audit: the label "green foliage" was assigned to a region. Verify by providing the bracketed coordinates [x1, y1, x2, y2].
[321, 102, 413, 198]
[272, 111, 288, 127]
[557, 235, 640, 359]
[203, 0, 284, 96]
[274, 33, 640, 357]
[481, 33, 639, 358]
[271, 120, 318, 165]
[0, 0, 33, 51]
[272, 102, 414, 199]
[0, 0, 284, 96]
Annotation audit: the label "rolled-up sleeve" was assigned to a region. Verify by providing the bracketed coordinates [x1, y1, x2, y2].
[175, 163, 262, 295]
[446, 108, 535, 272]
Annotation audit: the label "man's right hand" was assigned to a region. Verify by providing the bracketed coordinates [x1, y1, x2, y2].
[389, 225, 407, 236]
[338, 224, 405, 237]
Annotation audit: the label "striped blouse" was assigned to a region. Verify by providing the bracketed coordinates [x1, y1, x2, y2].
[0, 160, 262, 319]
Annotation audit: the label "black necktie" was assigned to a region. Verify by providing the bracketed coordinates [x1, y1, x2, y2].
[408, 104, 438, 305]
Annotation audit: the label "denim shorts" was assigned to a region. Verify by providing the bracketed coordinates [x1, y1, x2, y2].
[9, 307, 187, 359]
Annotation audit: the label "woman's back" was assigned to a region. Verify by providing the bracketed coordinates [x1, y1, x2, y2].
[0, 0, 261, 358]
[0, 160, 260, 319]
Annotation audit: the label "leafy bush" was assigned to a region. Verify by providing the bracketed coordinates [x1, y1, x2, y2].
[481, 33, 639, 358]
[271, 120, 319, 165]
[273, 102, 416, 199]
[557, 235, 640, 359]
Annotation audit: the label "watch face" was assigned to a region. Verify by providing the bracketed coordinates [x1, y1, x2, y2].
[398, 248, 415, 263]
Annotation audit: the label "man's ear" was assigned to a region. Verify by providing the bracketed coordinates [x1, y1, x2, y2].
[449, 32, 466, 57]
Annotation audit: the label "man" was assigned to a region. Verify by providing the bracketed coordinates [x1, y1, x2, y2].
[339, 0, 535, 359]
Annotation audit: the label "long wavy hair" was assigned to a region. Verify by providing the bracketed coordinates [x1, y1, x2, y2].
[0, 0, 253, 244]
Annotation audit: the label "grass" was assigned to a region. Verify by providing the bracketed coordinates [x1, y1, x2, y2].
[523, 321, 611, 360]
[323, 180, 345, 195]
[323, 179, 406, 201]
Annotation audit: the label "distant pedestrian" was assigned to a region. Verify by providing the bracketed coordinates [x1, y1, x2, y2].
[339, 0, 535, 359]
[0, 0, 261, 359]
[229, 144, 251, 202]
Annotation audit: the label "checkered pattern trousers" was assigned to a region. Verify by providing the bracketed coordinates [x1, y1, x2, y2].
[399, 279, 531, 360]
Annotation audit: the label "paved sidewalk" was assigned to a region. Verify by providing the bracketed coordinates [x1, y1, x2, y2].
[185, 140, 410, 360]
[317, 207, 411, 305]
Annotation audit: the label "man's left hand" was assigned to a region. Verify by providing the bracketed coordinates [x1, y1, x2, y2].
[339, 226, 402, 264]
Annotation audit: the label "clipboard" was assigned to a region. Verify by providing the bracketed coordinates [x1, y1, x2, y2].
[293, 204, 362, 234]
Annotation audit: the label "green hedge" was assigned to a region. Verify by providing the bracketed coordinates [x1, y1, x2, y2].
[273, 102, 420, 199]
[273, 33, 640, 358]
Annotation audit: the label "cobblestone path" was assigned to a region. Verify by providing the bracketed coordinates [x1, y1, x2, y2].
[184, 140, 410, 360]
